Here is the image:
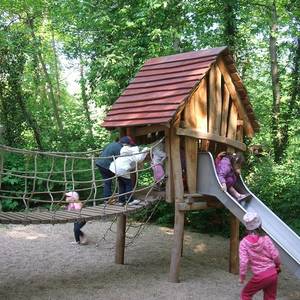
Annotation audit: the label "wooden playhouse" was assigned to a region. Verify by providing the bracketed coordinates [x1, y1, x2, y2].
[102, 46, 259, 282]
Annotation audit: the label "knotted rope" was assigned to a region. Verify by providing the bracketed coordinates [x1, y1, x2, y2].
[0, 138, 165, 224]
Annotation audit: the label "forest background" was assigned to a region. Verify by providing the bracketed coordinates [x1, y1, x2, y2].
[0, 0, 299, 235]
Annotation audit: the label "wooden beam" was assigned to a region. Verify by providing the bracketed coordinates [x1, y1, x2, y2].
[208, 64, 222, 135]
[215, 65, 222, 134]
[115, 214, 126, 264]
[227, 102, 238, 153]
[184, 93, 199, 194]
[184, 88, 196, 128]
[177, 202, 208, 211]
[197, 77, 208, 132]
[208, 64, 216, 133]
[170, 119, 184, 202]
[169, 209, 185, 282]
[134, 124, 167, 136]
[221, 84, 230, 136]
[126, 127, 133, 136]
[196, 77, 210, 151]
[177, 128, 246, 151]
[183, 193, 204, 199]
[165, 128, 174, 203]
[217, 58, 254, 137]
[207, 201, 224, 208]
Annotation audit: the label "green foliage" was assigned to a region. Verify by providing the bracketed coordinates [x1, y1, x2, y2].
[133, 201, 174, 227]
[185, 209, 230, 236]
[245, 150, 300, 234]
[1, 199, 19, 211]
[0, 0, 299, 236]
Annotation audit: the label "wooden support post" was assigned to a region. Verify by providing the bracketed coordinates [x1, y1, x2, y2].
[115, 214, 126, 264]
[229, 213, 239, 274]
[165, 128, 174, 203]
[168, 115, 185, 282]
[169, 209, 185, 282]
[170, 119, 183, 202]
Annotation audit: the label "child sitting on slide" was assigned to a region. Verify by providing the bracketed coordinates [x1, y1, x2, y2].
[215, 151, 248, 201]
[65, 191, 87, 245]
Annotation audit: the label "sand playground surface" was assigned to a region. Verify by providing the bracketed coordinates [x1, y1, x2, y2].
[0, 220, 299, 300]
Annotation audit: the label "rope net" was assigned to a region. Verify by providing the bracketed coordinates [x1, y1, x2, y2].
[0, 139, 165, 224]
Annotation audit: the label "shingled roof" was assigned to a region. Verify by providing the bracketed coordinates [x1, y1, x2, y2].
[102, 46, 259, 131]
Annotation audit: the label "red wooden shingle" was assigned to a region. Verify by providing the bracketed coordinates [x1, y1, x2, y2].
[102, 46, 259, 131]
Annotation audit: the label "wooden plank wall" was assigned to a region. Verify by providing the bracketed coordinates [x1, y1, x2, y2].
[181, 59, 248, 193]
[181, 61, 244, 156]
[183, 78, 208, 193]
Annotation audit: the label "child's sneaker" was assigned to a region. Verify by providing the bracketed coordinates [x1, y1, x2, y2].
[128, 199, 141, 206]
[70, 241, 80, 245]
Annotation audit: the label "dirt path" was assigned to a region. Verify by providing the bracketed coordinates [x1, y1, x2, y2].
[0, 221, 299, 300]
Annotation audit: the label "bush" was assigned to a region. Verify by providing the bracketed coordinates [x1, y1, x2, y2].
[245, 153, 300, 235]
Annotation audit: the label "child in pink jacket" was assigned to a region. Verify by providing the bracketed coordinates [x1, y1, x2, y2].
[239, 212, 281, 300]
[66, 191, 87, 245]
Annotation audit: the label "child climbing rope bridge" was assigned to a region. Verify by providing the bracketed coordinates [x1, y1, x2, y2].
[96, 137, 166, 206]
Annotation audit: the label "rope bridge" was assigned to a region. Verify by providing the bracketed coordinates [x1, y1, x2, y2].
[0, 141, 165, 225]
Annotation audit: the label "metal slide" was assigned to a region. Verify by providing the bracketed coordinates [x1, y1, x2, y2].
[196, 152, 300, 279]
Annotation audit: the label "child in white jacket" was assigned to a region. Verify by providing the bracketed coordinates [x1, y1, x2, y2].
[109, 145, 148, 205]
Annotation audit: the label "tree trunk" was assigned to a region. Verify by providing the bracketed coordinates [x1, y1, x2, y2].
[223, 0, 237, 56]
[51, 29, 61, 105]
[32, 51, 51, 116]
[26, 17, 66, 150]
[16, 92, 44, 150]
[281, 37, 300, 152]
[269, 1, 282, 162]
[79, 50, 95, 145]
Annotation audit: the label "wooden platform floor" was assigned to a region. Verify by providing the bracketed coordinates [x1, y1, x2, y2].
[0, 192, 164, 225]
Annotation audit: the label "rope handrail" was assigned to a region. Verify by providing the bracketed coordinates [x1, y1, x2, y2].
[2, 167, 93, 175]
[0, 138, 164, 159]
[0, 138, 166, 223]
[0, 144, 101, 156]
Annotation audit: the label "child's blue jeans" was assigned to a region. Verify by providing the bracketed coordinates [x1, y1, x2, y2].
[74, 220, 86, 243]
[118, 176, 134, 204]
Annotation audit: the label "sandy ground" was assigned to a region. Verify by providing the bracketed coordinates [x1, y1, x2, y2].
[0, 220, 299, 300]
